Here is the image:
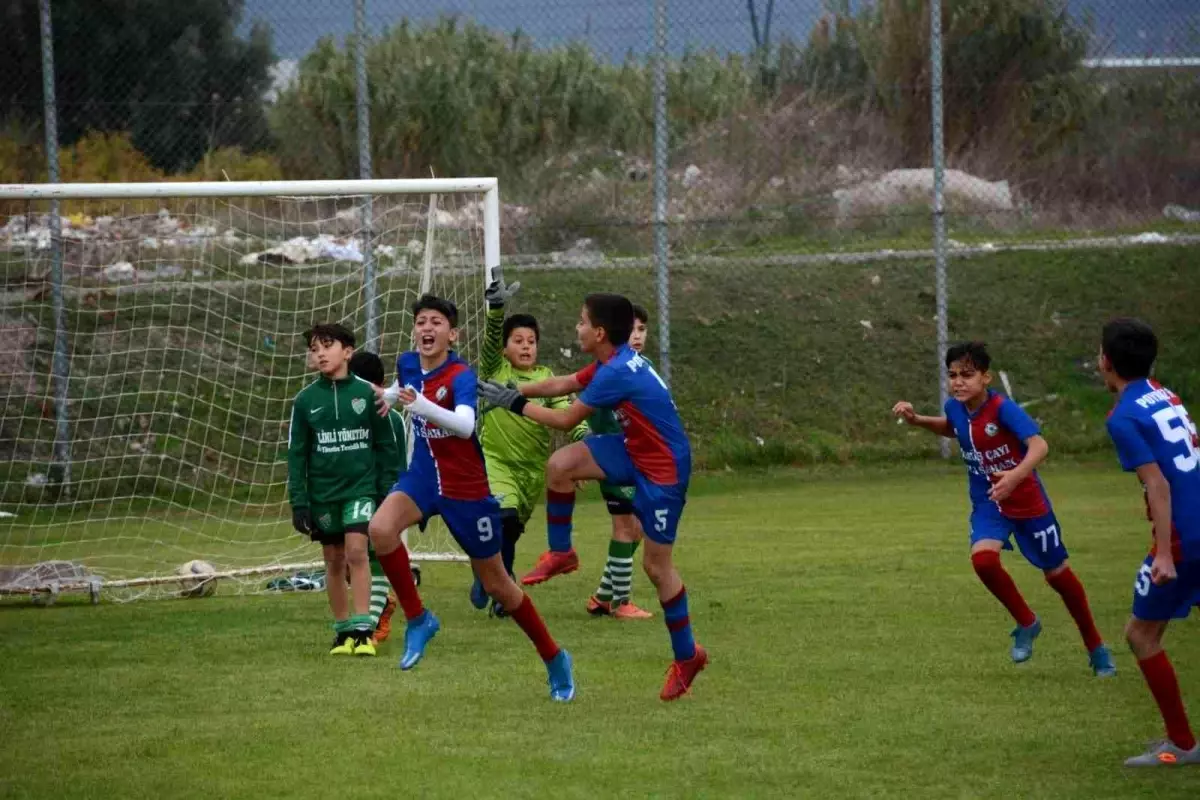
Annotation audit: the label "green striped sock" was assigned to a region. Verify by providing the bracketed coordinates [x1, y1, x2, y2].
[349, 613, 374, 634]
[598, 540, 637, 605]
[332, 618, 352, 635]
[368, 576, 390, 627]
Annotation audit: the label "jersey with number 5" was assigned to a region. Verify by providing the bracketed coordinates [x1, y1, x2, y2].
[1107, 378, 1200, 560]
[576, 344, 692, 487]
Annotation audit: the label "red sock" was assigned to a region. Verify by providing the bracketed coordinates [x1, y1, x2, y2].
[971, 550, 1037, 628]
[377, 546, 424, 621]
[511, 593, 561, 662]
[1138, 651, 1197, 750]
[1045, 567, 1103, 651]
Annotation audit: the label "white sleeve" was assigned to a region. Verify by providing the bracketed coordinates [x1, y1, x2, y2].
[406, 393, 476, 438]
[381, 380, 402, 408]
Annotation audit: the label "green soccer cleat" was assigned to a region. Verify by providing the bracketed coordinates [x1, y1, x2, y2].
[353, 631, 377, 657]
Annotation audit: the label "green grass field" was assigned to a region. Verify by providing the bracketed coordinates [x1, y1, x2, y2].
[1, 463, 1198, 799]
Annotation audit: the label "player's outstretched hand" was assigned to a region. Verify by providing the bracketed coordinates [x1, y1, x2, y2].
[892, 401, 917, 424]
[291, 507, 314, 536]
[1151, 551, 1178, 585]
[398, 386, 419, 406]
[485, 267, 521, 308]
[478, 378, 527, 413]
[373, 384, 391, 417]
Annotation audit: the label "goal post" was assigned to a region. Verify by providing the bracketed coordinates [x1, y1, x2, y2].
[0, 178, 500, 602]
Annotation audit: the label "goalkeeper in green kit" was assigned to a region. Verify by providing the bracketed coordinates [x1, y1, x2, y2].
[470, 270, 582, 616]
[288, 323, 402, 655]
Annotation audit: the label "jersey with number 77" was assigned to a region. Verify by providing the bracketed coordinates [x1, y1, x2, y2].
[1107, 377, 1200, 561]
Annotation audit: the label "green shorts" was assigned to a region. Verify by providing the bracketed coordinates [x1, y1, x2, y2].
[310, 497, 374, 545]
[600, 482, 635, 516]
[488, 462, 544, 525]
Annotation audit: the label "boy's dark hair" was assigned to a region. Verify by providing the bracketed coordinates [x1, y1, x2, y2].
[584, 293, 634, 346]
[348, 350, 386, 385]
[503, 313, 540, 344]
[632, 303, 649, 324]
[304, 322, 355, 349]
[1102, 317, 1157, 380]
[944, 341, 991, 372]
[412, 294, 458, 327]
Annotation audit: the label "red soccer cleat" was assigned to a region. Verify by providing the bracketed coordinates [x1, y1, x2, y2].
[659, 645, 708, 701]
[520, 549, 579, 586]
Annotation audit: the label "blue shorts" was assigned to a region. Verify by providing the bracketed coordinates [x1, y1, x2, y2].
[584, 435, 687, 545]
[969, 505, 1068, 571]
[391, 473, 503, 560]
[1132, 555, 1200, 621]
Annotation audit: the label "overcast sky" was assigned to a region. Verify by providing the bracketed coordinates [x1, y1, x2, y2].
[245, 0, 1198, 61]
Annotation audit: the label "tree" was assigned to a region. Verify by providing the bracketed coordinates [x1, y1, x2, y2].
[0, 0, 275, 173]
[792, 0, 1093, 167]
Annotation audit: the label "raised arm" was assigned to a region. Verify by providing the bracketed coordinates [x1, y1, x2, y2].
[480, 267, 520, 380]
[522, 373, 584, 399]
[893, 401, 954, 438]
[479, 380, 595, 431]
[523, 398, 595, 431]
[547, 390, 592, 441]
[479, 307, 506, 381]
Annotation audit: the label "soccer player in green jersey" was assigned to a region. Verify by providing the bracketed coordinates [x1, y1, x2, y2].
[471, 269, 582, 616]
[288, 324, 402, 656]
[520, 305, 654, 620]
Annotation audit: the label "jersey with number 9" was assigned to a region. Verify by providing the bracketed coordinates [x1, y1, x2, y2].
[1107, 378, 1200, 560]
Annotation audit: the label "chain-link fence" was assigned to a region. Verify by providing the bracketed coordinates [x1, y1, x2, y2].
[3, 0, 1199, 475]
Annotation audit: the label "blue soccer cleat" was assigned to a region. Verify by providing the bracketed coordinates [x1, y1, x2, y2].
[546, 649, 575, 702]
[469, 575, 488, 610]
[1010, 617, 1042, 663]
[1089, 643, 1117, 677]
[399, 610, 440, 671]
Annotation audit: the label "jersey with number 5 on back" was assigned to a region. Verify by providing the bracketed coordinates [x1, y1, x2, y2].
[1107, 378, 1200, 561]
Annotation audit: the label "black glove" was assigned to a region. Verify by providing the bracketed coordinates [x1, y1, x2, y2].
[291, 507, 314, 536]
[484, 266, 521, 309]
[477, 378, 528, 415]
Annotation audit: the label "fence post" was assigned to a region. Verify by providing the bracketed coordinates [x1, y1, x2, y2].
[354, 0, 378, 352]
[652, 0, 670, 382]
[39, 0, 71, 487]
[930, 0, 950, 458]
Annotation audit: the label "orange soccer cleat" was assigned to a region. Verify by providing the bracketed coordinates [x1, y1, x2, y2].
[374, 593, 397, 643]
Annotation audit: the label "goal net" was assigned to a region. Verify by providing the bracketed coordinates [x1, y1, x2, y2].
[0, 178, 499, 602]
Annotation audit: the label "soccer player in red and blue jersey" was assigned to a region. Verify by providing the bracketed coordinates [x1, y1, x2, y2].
[894, 342, 1115, 675]
[1100, 318, 1200, 767]
[478, 293, 707, 701]
[367, 294, 575, 702]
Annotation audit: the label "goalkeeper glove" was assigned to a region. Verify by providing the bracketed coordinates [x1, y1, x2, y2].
[484, 267, 521, 309]
[477, 379, 527, 415]
[291, 507, 314, 536]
